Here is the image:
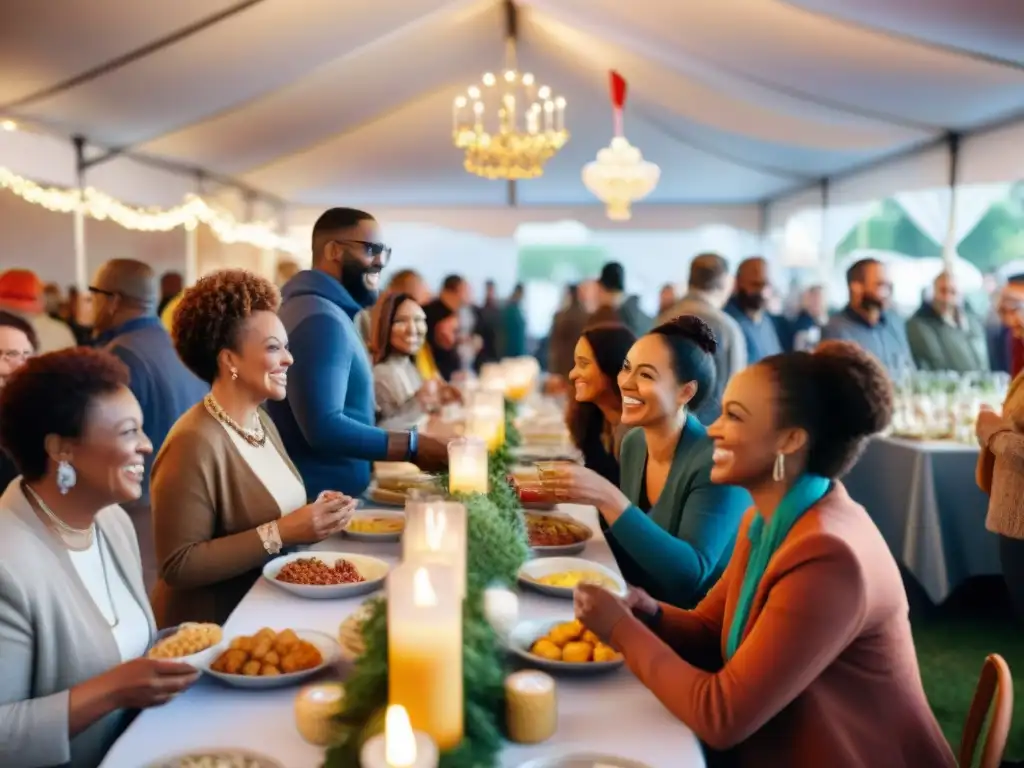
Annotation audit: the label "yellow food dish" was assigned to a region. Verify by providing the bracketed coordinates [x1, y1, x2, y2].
[535, 570, 619, 591]
[347, 516, 405, 534]
[529, 619, 622, 664]
[148, 622, 222, 659]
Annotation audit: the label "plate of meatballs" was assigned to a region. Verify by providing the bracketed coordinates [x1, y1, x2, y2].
[201, 627, 340, 689]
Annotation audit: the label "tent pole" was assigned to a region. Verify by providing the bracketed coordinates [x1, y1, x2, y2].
[819, 177, 830, 282]
[72, 136, 88, 292]
[942, 133, 960, 269]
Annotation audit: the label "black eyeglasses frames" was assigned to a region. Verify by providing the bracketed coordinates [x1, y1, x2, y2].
[333, 239, 392, 265]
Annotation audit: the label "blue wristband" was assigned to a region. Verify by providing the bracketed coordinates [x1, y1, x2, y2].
[407, 429, 419, 461]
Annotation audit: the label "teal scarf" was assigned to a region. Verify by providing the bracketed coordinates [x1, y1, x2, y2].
[724, 473, 831, 660]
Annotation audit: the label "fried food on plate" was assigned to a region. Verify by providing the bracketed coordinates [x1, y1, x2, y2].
[211, 628, 322, 677]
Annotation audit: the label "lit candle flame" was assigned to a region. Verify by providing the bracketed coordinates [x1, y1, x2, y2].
[384, 704, 417, 767]
[413, 567, 437, 608]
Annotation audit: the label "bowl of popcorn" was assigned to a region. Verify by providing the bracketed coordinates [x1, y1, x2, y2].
[148, 622, 225, 670]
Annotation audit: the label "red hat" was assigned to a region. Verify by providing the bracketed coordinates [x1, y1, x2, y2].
[0, 269, 44, 313]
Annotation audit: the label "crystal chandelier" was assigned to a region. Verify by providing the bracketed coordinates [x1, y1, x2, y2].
[451, 1, 568, 180]
[582, 71, 660, 221]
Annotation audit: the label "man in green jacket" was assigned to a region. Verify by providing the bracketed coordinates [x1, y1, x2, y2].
[906, 271, 989, 372]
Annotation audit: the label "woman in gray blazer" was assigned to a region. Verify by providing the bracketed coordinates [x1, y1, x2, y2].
[0, 348, 198, 768]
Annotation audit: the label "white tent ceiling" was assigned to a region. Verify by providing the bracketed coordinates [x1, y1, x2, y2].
[3, 0, 1024, 214]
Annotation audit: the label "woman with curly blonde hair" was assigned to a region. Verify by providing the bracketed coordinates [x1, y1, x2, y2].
[152, 270, 356, 627]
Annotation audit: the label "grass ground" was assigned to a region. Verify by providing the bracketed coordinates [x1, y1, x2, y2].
[909, 575, 1024, 762]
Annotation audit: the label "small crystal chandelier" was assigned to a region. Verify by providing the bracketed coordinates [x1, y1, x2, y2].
[451, 1, 569, 180]
[582, 71, 660, 221]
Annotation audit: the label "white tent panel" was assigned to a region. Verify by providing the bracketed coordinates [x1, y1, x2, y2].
[960, 122, 1024, 185]
[829, 143, 951, 206]
[783, 0, 1024, 67]
[2, 0, 1024, 218]
[137, 0, 503, 175]
[0, 1, 239, 106]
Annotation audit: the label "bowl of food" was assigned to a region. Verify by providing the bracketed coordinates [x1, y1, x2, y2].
[145, 750, 284, 768]
[148, 622, 224, 670]
[262, 553, 389, 599]
[337, 601, 377, 661]
[525, 512, 593, 556]
[343, 510, 406, 542]
[517, 557, 626, 599]
[508, 618, 623, 675]
[202, 628, 340, 689]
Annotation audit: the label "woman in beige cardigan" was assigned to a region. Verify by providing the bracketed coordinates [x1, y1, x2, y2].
[0, 348, 197, 768]
[976, 370, 1024, 621]
[152, 270, 356, 628]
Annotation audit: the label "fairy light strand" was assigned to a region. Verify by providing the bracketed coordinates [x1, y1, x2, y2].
[0, 167, 300, 254]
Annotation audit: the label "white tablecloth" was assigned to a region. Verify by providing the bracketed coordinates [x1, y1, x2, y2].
[101, 505, 705, 768]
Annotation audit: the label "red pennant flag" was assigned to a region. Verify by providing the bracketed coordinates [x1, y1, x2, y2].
[609, 71, 627, 109]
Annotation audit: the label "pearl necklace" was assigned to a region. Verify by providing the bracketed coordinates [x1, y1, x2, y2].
[204, 393, 266, 447]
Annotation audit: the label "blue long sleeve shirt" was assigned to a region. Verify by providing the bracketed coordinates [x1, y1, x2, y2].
[266, 270, 389, 499]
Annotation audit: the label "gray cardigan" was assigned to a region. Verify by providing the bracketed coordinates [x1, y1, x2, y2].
[0, 481, 156, 768]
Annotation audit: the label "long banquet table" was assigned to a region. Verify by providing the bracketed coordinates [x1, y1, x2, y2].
[101, 504, 706, 768]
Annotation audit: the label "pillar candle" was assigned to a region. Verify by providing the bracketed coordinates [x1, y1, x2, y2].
[448, 436, 488, 494]
[294, 682, 346, 746]
[403, 500, 467, 598]
[387, 564, 464, 750]
[505, 671, 557, 744]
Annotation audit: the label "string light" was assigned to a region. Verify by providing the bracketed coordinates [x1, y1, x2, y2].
[0, 167, 300, 254]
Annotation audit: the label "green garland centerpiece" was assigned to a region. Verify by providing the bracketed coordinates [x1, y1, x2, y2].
[325, 404, 528, 768]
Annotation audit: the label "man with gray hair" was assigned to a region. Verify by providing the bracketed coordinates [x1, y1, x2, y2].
[657, 252, 747, 408]
[90, 259, 206, 586]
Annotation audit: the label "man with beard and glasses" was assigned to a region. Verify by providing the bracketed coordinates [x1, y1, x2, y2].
[823, 257, 914, 377]
[267, 208, 450, 500]
[724, 256, 783, 364]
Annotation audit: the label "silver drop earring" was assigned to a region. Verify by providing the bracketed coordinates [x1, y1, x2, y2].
[56, 459, 77, 495]
[772, 452, 786, 483]
[231, 367, 239, 381]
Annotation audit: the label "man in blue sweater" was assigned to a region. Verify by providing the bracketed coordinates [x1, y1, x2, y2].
[267, 207, 450, 499]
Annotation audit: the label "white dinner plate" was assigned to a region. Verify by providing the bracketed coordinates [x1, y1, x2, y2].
[507, 618, 624, 676]
[526, 513, 593, 557]
[517, 557, 626, 599]
[262, 552, 389, 599]
[200, 629, 340, 690]
[145, 748, 285, 768]
[149, 624, 225, 670]
[343, 509, 406, 542]
[515, 754, 652, 768]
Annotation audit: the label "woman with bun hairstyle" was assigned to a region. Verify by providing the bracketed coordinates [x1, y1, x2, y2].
[152, 270, 357, 628]
[546, 316, 749, 608]
[574, 341, 955, 768]
[565, 322, 637, 485]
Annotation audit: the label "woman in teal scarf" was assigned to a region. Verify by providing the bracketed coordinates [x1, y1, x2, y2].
[573, 342, 954, 768]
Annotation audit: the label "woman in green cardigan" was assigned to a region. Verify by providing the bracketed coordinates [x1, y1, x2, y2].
[546, 315, 749, 607]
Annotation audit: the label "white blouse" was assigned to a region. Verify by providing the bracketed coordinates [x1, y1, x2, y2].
[373, 355, 427, 430]
[218, 421, 307, 516]
[67, 532, 151, 662]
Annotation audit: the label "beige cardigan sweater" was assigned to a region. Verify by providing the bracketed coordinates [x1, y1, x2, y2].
[978, 371, 1024, 539]
[151, 403, 304, 628]
[0, 481, 155, 768]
